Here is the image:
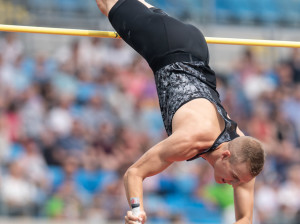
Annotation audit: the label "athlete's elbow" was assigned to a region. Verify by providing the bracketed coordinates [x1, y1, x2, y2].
[123, 167, 144, 183]
[124, 167, 135, 182]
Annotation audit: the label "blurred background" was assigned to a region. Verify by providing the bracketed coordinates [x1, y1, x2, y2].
[0, 0, 300, 224]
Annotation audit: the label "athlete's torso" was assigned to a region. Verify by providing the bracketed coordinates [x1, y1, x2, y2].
[154, 61, 239, 161]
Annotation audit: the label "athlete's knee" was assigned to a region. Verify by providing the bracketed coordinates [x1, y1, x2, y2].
[95, 0, 106, 15]
[95, 0, 117, 16]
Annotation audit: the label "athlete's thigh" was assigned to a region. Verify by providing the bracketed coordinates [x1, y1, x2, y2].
[108, 0, 169, 61]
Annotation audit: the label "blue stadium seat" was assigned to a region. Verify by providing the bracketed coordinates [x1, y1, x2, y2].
[148, 0, 185, 18]
[184, 0, 205, 19]
[96, 170, 118, 192]
[228, 0, 256, 22]
[53, 0, 85, 13]
[174, 174, 198, 194]
[82, 0, 101, 14]
[8, 143, 24, 161]
[184, 198, 222, 223]
[165, 194, 187, 213]
[215, 0, 233, 22]
[216, 0, 284, 23]
[253, 0, 281, 23]
[27, 0, 54, 12]
[279, 0, 300, 24]
[48, 166, 64, 190]
[216, 0, 262, 23]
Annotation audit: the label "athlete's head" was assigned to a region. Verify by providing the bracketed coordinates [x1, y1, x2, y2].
[213, 136, 265, 187]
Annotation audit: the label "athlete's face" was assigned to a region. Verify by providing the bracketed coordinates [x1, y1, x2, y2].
[213, 151, 253, 188]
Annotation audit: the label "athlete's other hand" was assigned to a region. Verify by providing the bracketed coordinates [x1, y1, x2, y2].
[125, 210, 147, 224]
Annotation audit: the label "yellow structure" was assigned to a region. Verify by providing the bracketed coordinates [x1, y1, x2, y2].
[0, 24, 300, 48]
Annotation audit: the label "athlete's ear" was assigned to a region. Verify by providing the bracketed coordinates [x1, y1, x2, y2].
[221, 149, 231, 160]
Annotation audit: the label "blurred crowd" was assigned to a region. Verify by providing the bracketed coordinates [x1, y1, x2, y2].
[0, 31, 300, 224]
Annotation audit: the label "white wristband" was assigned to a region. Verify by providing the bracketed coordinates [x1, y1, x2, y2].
[132, 206, 141, 224]
[130, 197, 141, 224]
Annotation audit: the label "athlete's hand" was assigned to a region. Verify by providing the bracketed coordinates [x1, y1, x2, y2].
[125, 210, 147, 224]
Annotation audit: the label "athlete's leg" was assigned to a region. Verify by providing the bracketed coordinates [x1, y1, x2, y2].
[95, 0, 117, 16]
[96, 0, 209, 71]
[95, 0, 153, 16]
[104, 0, 170, 64]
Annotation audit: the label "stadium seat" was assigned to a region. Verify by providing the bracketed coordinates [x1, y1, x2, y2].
[27, 0, 54, 12]
[227, 0, 256, 22]
[253, 0, 281, 23]
[215, 0, 233, 22]
[8, 143, 24, 161]
[48, 166, 64, 190]
[279, 0, 300, 25]
[185, 199, 222, 223]
[53, 0, 85, 14]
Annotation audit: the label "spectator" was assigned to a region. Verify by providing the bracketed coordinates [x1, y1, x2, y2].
[20, 85, 46, 138]
[1, 19, 300, 224]
[102, 39, 135, 67]
[0, 161, 38, 216]
[18, 138, 49, 186]
[46, 95, 74, 136]
[0, 33, 23, 65]
[57, 120, 87, 156]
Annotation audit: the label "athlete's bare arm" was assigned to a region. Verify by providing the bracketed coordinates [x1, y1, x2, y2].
[233, 179, 255, 224]
[124, 129, 204, 223]
[124, 99, 225, 223]
[228, 115, 254, 224]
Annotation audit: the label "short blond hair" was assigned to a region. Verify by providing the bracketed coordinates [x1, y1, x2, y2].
[228, 136, 266, 177]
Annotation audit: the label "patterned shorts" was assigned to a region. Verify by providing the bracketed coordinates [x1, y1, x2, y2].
[154, 61, 224, 136]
